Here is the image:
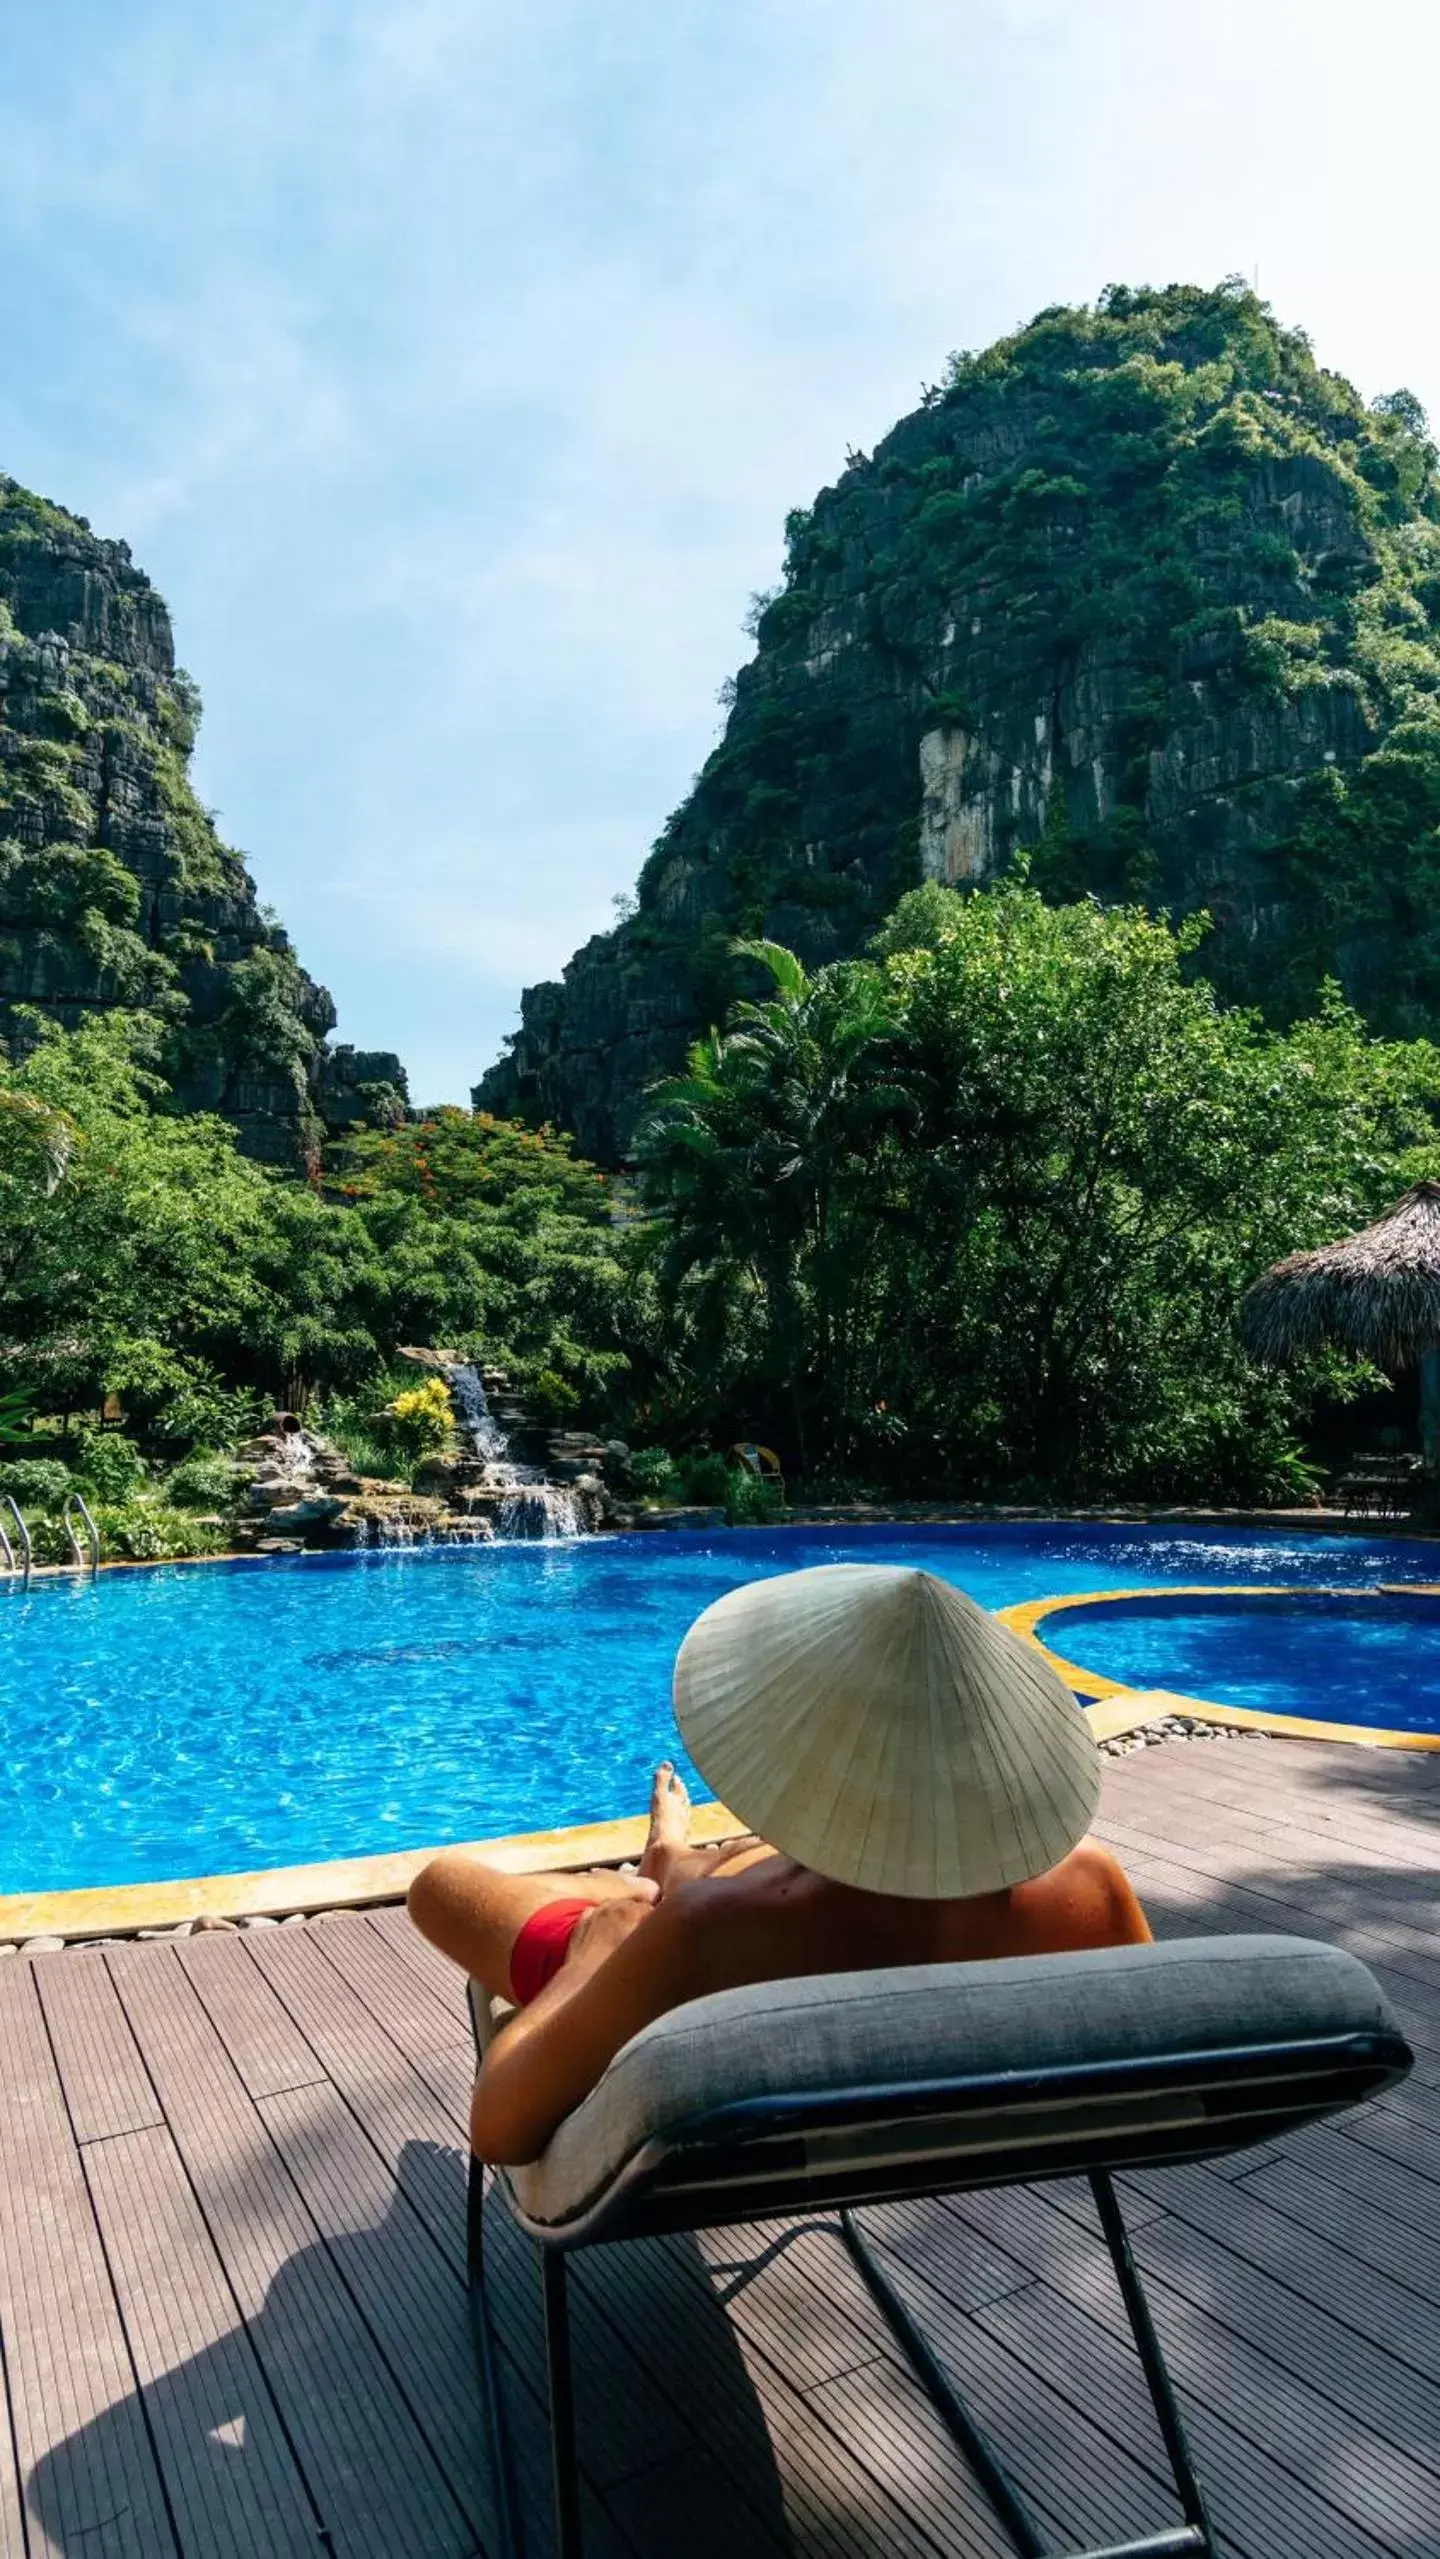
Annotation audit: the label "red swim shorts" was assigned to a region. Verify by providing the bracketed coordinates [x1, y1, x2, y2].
[509, 1898, 591, 2005]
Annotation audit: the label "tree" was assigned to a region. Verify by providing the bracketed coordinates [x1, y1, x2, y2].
[634, 945, 908, 1467]
[632, 885, 1440, 1496]
[0, 1010, 282, 1435]
[328, 1108, 629, 1411]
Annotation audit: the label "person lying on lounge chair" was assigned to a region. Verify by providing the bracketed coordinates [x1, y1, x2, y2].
[407, 1564, 1151, 2165]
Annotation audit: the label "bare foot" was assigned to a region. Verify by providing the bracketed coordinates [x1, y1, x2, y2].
[639, 1761, 692, 1884]
[648, 1759, 692, 1849]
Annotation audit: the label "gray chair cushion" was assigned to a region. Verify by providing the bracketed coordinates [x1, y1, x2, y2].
[505, 1934, 1395, 2227]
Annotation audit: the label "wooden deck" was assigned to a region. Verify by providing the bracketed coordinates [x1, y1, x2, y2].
[2, 1736, 1439, 2558]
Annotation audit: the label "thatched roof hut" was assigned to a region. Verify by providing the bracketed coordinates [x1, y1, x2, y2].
[1242, 1181, 1440, 1369]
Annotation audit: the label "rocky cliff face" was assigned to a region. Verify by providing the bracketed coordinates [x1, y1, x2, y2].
[478, 283, 1440, 1160]
[0, 476, 407, 1163]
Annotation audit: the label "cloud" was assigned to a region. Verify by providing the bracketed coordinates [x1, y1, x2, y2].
[3, 0, 1439, 1105]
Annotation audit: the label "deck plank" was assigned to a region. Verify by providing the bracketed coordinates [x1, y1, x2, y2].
[177, 1932, 330, 2100]
[683, 2207, 1167, 2554]
[250, 1919, 476, 2124]
[1139, 1745, 1440, 1862]
[5, 1735, 1440, 2558]
[1129, 2200, 1440, 2481]
[1100, 1777, 1440, 1940]
[1103, 1790, 1440, 1957]
[0, 1963, 176, 2559]
[240, 1923, 473, 2186]
[0, 2325, 25, 2559]
[33, 1946, 164, 2143]
[313, 1909, 471, 2049]
[255, 2078, 501, 2549]
[365, 1901, 471, 2002]
[1109, 1836, 1440, 2035]
[811, 2332, 1157, 2558]
[978, 2273, 1399, 2559]
[106, 1942, 479, 2559]
[80, 2123, 320, 2558]
[1279, 2109, 1440, 2235]
[1234, 2147, 1440, 2295]
[952, 2180, 1440, 2553]
[1123, 2154, 1440, 2365]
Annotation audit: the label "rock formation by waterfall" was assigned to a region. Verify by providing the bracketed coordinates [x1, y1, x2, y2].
[231, 1361, 615, 1554]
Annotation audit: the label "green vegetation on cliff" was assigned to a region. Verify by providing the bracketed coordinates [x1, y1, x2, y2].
[480, 281, 1440, 1160]
[0, 473, 406, 1163]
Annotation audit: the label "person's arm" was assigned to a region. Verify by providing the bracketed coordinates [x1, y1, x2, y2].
[471, 1891, 710, 2164]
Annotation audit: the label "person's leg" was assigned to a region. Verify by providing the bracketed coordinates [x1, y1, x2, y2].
[407, 1853, 654, 1999]
[638, 1761, 764, 1893]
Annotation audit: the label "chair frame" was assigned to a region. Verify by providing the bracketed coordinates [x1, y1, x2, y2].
[465, 1991, 1408, 2559]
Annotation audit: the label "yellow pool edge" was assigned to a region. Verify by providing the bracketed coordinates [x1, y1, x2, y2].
[999, 1584, 1440, 1756]
[0, 1801, 750, 1944]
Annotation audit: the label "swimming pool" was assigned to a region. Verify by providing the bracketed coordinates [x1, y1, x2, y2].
[1035, 1587, 1440, 1738]
[1, 1519, 1433, 1891]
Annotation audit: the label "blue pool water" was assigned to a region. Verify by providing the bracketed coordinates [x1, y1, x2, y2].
[1044, 1588, 1440, 1736]
[1, 1519, 1434, 1892]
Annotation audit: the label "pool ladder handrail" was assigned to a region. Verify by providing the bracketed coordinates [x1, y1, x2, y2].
[63, 1491, 100, 1574]
[0, 1495, 33, 1587]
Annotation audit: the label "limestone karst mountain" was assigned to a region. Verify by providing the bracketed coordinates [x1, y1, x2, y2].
[0, 475, 406, 1164]
[477, 282, 1440, 1161]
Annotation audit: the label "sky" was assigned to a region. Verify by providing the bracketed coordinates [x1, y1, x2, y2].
[3, 1, 1439, 1105]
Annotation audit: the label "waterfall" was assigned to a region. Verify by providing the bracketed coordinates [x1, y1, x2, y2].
[356, 1514, 497, 1548]
[444, 1363, 510, 1462]
[497, 1483, 586, 1539]
[443, 1363, 584, 1541]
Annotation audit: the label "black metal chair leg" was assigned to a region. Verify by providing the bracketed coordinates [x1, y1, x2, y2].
[543, 2248, 584, 2559]
[466, 2160, 524, 2559]
[839, 2207, 1048, 2556]
[1089, 2174, 1218, 2556]
[839, 2204, 1213, 2559]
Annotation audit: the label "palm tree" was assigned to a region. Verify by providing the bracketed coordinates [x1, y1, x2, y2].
[634, 941, 909, 1468]
[0, 1086, 77, 1195]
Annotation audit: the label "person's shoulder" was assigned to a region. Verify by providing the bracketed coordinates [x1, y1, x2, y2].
[1064, 1836, 1126, 1885]
[1062, 1837, 1152, 1945]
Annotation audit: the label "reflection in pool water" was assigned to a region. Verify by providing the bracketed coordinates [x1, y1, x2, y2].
[1, 1518, 1433, 1891]
[1042, 1588, 1440, 1739]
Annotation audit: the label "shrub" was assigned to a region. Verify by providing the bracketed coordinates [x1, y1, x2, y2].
[527, 1367, 581, 1420]
[0, 1456, 71, 1511]
[725, 1469, 784, 1527]
[628, 1447, 682, 1502]
[676, 1449, 733, 1506]
[164, 1451, 242, 1511]
[73, 1430, 147, 1502]
[627, 1446, 752, 1509]
[90, 1501, 227, 1562]
[335, 1425, 395, 1481]
[384, 1376, 454, 1459]
[25, 1516, 77, 1564]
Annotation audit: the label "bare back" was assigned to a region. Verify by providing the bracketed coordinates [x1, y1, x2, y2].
[470, 1837, 1150, 2163]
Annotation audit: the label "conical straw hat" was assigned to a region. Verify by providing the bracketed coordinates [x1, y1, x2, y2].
[674, 1564, 1101, 1898]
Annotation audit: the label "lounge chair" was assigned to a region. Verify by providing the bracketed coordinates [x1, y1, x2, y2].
[466, 1933, 1410, 2558]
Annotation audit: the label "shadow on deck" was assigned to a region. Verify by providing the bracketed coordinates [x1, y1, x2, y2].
[2, 1736, 1439, 2557]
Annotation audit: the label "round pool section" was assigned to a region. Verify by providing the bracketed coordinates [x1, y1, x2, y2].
[2, 1518, 1436, 1892]
[1036, 1587, 1440, 1739]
